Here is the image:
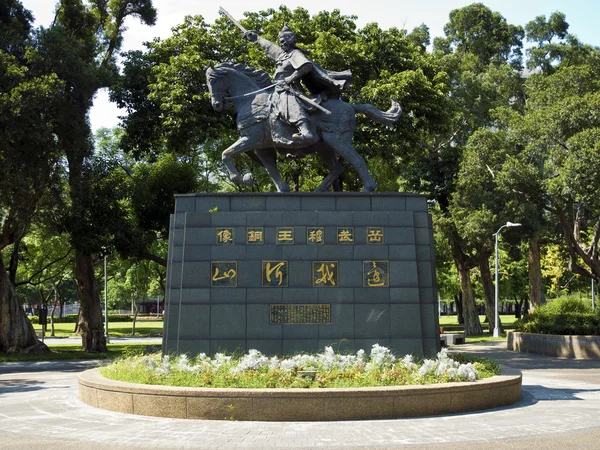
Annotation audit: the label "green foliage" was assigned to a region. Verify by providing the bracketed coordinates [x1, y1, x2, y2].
[515, 296, 600, 335]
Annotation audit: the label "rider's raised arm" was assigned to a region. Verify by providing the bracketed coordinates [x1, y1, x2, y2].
[243, 32, 282, 60]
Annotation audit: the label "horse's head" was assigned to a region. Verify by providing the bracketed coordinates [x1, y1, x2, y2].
[206, 63, 230, 112]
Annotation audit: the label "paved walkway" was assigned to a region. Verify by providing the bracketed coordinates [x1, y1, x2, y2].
[1, 342, 600, 450]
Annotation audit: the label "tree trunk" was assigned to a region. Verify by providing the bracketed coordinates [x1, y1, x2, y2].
[456, 265, 482, 335]
[50, 287, 58, 337]
[131, 301, 138, 336]
[454, 293, 464, 324]
[75, 250, 106, 352]
[74, 308, 83, 333]
[0, 257, 48, 354]
[528, 234, 545, 311]
[479, 254, 502, 334]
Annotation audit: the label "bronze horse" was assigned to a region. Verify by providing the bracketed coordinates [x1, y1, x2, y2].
[206, 62, 401, 192]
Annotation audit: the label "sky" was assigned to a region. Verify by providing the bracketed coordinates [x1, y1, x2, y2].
[19, 0, 600, 132]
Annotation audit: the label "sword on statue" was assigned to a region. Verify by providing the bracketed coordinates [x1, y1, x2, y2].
[218, 6, 332, 115]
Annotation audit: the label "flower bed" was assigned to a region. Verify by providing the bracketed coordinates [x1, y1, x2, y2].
[79, 346, 520, 421]
[100, 346, 495, 389]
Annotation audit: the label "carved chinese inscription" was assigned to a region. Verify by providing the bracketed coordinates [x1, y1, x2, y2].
[270, 304, 331, 324]
[211, 261, 238, 287]
[337, 227, 354, 244]
[312, 261, 338, 287]
[276, 227, 294, 244]
[262, 261, 288, 287]
[246, 227, 264, 244]
[307, 227, 324, 244]
[216, 227, 234, 245]
[366, 227, 384, 244]
[363, 261, 389, 287]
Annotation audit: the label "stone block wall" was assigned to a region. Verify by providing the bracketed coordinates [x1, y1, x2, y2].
[163, 193, 440, 357]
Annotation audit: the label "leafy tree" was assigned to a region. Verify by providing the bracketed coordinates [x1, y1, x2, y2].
[0, 0, 63, 353]
[35, 0, 157, 352]
[114, 7, 448, 193]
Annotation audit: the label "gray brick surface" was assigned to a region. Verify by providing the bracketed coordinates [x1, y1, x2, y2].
[180, 288, 210, 304]
[317, 211, 353, 226]
[282, 288, 319, 303]
[181, 262, 210, 288]
[352, 211, 389, 226]
[390, 261, 419, 287]
[300, 196, 336, 211]
[390, 304, 422, 339]
[185, 211, 212, 227]
[182, 245, 210, 262]
[246, 287, 282, 303]
[390, 287, 420, 303]
[336, 195, 370, 211]
[210, 288, 247, 304]
[210, 211, 247, 227]
[281, 245, 318, 260]
[318, 304, 354, 338]
[385, 227, 416, 245]
[195, 196, 230, 212]
[175, 196, 195, 213]
[371, 195, 406, 211]
[282, 338, 320, 355]
[266, 195, 301, 211]
[354, 304, 390, 339]
[246, 211, 282, 226]
[231, 195, 266, 211]
[406, 195, 428, 212]
[247, 305, 282, 339]
[210, 305, 246, 338]
[318, 287, 354, 303]
[165, 193, 437, 357]
[178, 304, 210, 339]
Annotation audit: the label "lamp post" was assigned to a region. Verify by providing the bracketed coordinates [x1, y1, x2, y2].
[104, 254, 110, 344]
[493, 221, 522, 338]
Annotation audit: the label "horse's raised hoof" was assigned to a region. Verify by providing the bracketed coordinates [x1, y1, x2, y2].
[242, 173, 253, 187]
[362, 183, 377, 193]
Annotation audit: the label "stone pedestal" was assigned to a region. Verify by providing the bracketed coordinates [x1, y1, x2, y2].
[163, 193, 440, 357]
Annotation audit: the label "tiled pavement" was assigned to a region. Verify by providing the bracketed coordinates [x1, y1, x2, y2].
[1, 342, 600, 449]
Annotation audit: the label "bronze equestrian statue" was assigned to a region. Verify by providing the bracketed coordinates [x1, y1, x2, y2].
[207, 12, 401, 192]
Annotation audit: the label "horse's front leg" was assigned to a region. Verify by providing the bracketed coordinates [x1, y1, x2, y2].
[222, 137, 254, 187]
[255, 148, 290, 192]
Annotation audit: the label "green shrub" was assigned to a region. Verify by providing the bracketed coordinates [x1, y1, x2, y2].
[515, 296, 600, 335]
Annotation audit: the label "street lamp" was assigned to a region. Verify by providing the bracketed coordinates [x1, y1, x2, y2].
[104, 254, 110, 344]
[493, 221, 522, 338]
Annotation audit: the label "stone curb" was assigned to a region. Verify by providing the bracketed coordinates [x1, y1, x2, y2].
[508, 331, 600, 359]
[78, 368, 522, 421]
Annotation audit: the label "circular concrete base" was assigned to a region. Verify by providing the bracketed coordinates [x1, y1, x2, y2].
[79, 369, 522, 421]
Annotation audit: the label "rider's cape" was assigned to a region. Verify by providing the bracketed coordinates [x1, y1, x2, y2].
[286, 48, 352, 98]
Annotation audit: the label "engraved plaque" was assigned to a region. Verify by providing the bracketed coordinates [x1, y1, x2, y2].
[211, 261, 238, 287]
[246, 227, 264, 244]
[363, 260, 389, 287]
[276, 227, 295, 244]
[366, 227, 385, 244]
[270, 304, 331, 324]
[337, 227, 354, 244]
[216, 228, 234, 245]
[262, 261, 288, 287]
[312, 261, 338, 287]
[307, 227, 324, 244]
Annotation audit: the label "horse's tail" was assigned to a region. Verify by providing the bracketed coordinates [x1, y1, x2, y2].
[351, 98, 402, 124]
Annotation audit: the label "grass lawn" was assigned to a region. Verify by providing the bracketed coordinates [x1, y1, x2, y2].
[439, 314, 518, 327]
[32, 320, 164, 338]
[0, 343, 154, 363]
